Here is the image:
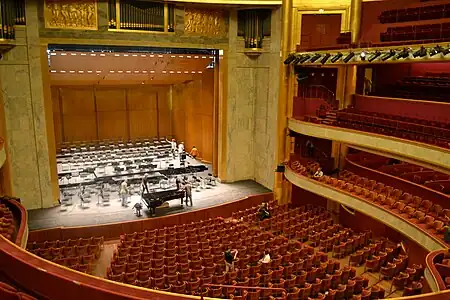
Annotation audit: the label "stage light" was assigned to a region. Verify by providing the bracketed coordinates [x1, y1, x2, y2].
[299, 55, 311, 64]
[413, 46, 427, 58]
[320, 53, 331, 64]
[343, 52, 355, 63]
[284, 54, 296, 65]
[429, 45, 442, 57]
[443, 47, 450, 56]
[368, 51, 381, 62]
[360, 51, 366, 61]
[330, 52, 343, 63]
[291, 56, 302, 64]
[381, 50, 395, 61]
[396, 48, 410, 59]
[310, 53, 321, 63]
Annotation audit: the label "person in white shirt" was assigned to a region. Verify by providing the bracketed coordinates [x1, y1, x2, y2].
[167, 138, 177, 155]
[314, 167, 324, 179]
[178, 142, 185, 154]
[119, 179, 129, 207]
[259, 251, 271, 264]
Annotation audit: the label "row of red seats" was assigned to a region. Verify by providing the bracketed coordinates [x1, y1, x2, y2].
[236, 204, 423, 299]
[335, 112, 450, 149]
[380, 23, 450, 42]
[27, 236, 104, 275]
[379, 4, 450, 24]
[0, 281, 36, 300]
[0, 203, 15, 242]
[347, 152, 450, 194]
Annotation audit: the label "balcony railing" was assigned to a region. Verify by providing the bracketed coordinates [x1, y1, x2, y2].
[108, 0, 174, 33]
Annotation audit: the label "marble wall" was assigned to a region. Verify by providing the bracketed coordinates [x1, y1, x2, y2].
[38, 2, 229, 49]
[0, 1, 56, 209]
[225, 9, 281, 190]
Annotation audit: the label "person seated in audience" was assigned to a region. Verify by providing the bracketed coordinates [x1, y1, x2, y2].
[258, 202, 271, 221]
[259, 250, 271, 264]
[224, 248, 238, 272]
[318, 105, 327, 118]
[314, 167, 324, 179]
[190, 146, 199, 159]
[306, 140, 315, 158]
[119, 179, 129, 207]
[444, 225, 450, 244]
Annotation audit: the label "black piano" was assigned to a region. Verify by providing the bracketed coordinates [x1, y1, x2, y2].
[142, 188, 185, 215]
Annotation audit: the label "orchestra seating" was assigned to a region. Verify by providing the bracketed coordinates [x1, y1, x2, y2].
[105, 198, 425, 298]
[374, 75, 450, 103]
[334, 108, 450, 149]
[347, 152, 450, 195]
[290, 160, 449, 244]
[26, 236, 104, 274]
[0, 281, 37, 300]
[379, 4, 450, 24]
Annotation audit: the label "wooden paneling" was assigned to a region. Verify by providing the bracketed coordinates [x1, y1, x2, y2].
[127, 87, 158, 140]
[158, 90, 171, 138]
[172, 70, 215, 162]
[51, 87, 63, 147]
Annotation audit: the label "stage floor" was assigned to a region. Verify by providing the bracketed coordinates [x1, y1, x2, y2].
[28, 178, 271, 230]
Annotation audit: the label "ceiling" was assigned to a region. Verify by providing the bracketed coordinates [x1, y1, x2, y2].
[48, 50, 216, 86]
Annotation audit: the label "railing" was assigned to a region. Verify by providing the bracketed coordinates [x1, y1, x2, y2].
[426, 250, 448, 291]
[300, 85, 337, 109]
[201, 283, 287, 298]
[108, 0, 174, 33]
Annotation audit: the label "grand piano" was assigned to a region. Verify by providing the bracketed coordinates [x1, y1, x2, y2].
[142, 188, 185, 215]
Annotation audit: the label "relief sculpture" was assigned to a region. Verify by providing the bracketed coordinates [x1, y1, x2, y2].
[184, 8, 227, 36]
[44, 1, 97, 30]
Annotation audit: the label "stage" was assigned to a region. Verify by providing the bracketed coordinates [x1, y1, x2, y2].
[28, 178, 270, 230]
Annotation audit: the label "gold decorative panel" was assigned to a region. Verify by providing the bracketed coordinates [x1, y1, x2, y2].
[184, 8, 227, 36]
[44, 1, 98, 30]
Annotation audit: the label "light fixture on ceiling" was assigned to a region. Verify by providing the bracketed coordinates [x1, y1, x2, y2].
[429, 45, 442, 57]
[396, 48, 410, 59]
[413, 46, 427, 58]
[331, 52, 343, 63]
[309, 53, 321, 63]
[343, 52, 355, 63]
[299, 55, 311, 64]
[320, 53, 331, 64]
[368, 51, 381, 62]
[284, 54, 296, 65]
[318, 8, 324, 13]
[381, 50, 395, 61]
[360, 51, 366, 61]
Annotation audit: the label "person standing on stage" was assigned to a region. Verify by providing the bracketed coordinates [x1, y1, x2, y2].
[184, 181, 192, 206]
[190, 146, 199, 159]
[167, 138, 177, 155]
[178, 142, 185, 155]
[119, 179, 129, 207]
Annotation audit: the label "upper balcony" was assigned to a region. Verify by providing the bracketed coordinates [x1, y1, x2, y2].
[290, 0, 450, 64]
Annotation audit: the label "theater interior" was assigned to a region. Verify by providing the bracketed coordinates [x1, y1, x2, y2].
[0, 0, 450, 299]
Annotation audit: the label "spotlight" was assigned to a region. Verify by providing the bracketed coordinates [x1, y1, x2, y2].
[360, 51, 366, 61]
[429, 45, 442, 57]
[320, 53, 331, 64]
[331, 52, 343, 63]
[292, 55, 302, 64]
[381, 50, 395, 61]
[343, 52, 355, 63]
[368, 51, 381, 62]
[413, 46, 427, 58]
[310, 53, 321, 63]
[299, 55, 311, 64]
[443, 47, 450, 56]
[284, 54, 295, 64]
[396, 48, 410, 59]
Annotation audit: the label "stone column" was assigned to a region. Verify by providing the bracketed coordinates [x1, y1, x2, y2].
[0, 1, 58, 209]
[350, 0, 363, 44]
[274, 0, 293, 204]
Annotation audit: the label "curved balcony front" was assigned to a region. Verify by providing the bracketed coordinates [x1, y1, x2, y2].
[285, 165, 447, 252]
[288, 118, 450, 175]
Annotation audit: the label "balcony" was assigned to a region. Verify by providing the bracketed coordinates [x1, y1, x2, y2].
[284, 165, 446, 252]
[288, 118, 450, 174]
